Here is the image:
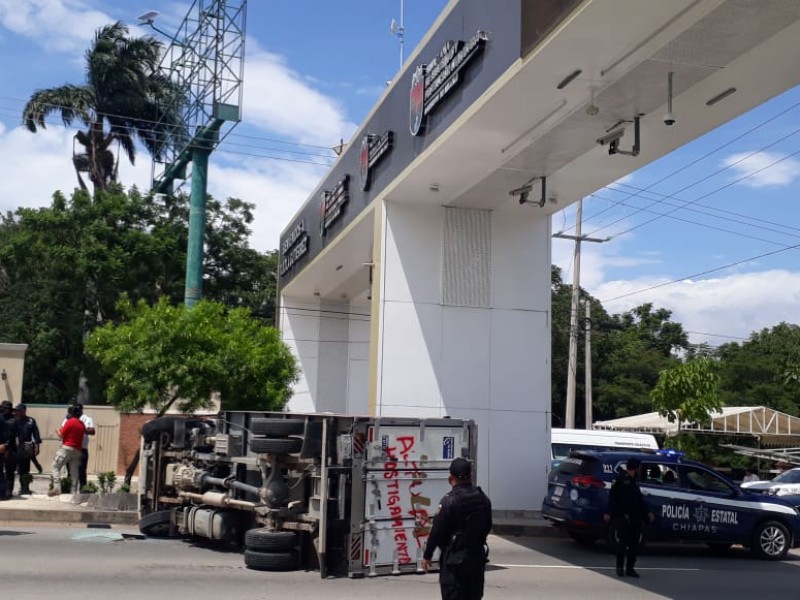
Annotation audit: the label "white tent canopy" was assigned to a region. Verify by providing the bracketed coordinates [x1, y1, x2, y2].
[593, 406, 800, 447]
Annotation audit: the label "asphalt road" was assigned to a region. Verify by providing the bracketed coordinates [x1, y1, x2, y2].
[2, 524, 798, 600]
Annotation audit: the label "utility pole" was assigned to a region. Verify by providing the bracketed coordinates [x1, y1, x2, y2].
[553, 199, 608, 429]
[584, 300, 593, 430]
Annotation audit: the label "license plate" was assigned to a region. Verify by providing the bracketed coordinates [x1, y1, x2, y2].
[553, 486, 563, 497]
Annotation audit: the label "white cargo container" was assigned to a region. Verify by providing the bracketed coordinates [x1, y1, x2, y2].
[138, 412, 477, 577]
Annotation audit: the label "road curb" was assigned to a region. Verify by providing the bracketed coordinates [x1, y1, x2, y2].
[0, 509, 138, 525]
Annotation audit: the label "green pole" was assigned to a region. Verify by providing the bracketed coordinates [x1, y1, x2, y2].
[185, 145, 210, 308]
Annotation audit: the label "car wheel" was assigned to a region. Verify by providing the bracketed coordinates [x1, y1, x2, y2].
[250, 418, 305, 437]
[243, 549, 298, 571]
[752, 520, 791, 560]
[244, 528, 298, 552]
[568, 531, 599, 546]
[139, 510, 173, 538]
[707, 542, 733, 554]
[249, 436, 303, 454]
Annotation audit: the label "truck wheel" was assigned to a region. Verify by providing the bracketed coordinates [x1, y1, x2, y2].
[245, 529, 298, 552]
[752, 520, 790, 560]
[250, 418, 305, 437]
[249, 436, 303, 454]
[139, 510, 173, 538]
[243, 549, 298, 571]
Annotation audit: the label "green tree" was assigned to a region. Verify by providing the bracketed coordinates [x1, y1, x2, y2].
[651, 357, 723, 438]
[22, 22, 183, 192]
[716, 322, 800, 415]
[0, 188, 278, 403]
[592, 304, 688, 421]
[85, 297, 297, 415]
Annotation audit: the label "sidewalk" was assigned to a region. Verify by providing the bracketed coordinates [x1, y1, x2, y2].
[0, 474, 138, 525]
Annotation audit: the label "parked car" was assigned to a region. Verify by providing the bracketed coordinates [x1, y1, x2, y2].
[741, 468, 800, 496]
[541, 450, 800, 560]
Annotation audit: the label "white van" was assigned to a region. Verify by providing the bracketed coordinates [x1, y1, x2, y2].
[551, 428, 659, 463]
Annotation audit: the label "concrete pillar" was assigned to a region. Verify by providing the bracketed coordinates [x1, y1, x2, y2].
[373, 201, 552, 510]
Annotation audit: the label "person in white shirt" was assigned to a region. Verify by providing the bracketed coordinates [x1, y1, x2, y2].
[60, 402, 95, 489]
[742, 468, 760, 483]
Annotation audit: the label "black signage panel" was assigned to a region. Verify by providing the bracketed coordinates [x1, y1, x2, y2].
[279, 0, 525, 286]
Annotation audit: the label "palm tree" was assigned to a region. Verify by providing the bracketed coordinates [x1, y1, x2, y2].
[22, 22, 184, 193]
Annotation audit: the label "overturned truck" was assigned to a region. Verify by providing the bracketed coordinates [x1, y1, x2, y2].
[138, 411, 477, 577]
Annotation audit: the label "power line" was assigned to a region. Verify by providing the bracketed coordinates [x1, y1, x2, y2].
[569, 96, 800, 234]
[599, 240, 800, 304]
[601, 145, 800, 241]
[587, 190, 800, 247]
[0, 94, 339, 151]
[0, 106, 336, 168]
[609, 181, 800, 235]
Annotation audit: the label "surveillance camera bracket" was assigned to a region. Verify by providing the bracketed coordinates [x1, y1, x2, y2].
[608, 116, 641, 157]
[512, 176, 547, 207]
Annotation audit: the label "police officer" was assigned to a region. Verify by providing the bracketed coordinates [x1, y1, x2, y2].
[603, 457, 654, 578]
[422, 457, 492, 600]
[12, 404, 41, 495]
[0, 400, 13, 499]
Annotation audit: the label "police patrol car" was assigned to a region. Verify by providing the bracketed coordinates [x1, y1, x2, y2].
[541, 450, 800, 560]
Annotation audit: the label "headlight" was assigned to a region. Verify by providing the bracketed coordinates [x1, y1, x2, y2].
[775, 488, 791, 496]
[767, 488, 780, 495]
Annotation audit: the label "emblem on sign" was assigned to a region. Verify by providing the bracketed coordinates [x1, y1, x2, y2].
[409, 64, 426, 136]
[358, 131, 394, 192]
[408, 30, 487, 137]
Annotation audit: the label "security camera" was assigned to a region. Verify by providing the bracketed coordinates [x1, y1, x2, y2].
[663, 112, 676, 126]
[596, 128, 625, 147]
[509, 184, 533, 202]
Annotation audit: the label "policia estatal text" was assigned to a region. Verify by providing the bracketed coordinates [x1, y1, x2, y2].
[423, 457, 492, 600]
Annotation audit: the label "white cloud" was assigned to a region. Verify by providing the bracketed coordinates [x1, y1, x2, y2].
[0, 122, 84, 207]
[242, 42, 358, 147]
[208, 156, 327, 253]
[594, 270, 800, 344]
[722, 151, 800, 188]
[0, 0, 113, 54]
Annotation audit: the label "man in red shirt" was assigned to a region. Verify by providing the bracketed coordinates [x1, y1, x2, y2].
[48, 406, 86, 496]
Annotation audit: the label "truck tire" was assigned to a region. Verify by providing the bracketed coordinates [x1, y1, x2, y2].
[250, 418, 305, 437]
[244, 529, 298, 552]
[249, 436, 303, 454]
[752, 520, 790, 560]
[139, 510, 173, 538]
[243, 549, 298, 571]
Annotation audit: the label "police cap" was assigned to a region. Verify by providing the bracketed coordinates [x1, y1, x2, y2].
[449, 457, 472, 480]
[0, 400, 12, 409]
[14, 403, 27, 411]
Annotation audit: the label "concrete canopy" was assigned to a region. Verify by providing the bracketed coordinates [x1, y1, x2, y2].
[281, 0, 800, 300]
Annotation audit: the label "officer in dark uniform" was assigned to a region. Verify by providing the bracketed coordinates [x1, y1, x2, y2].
[603, 457, 654, 578]
[0, 401, 13, 499]
[422, 457, 492, 600]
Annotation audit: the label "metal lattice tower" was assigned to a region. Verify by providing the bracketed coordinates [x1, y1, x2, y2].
[152, 0, 246, 190]
[148, 0, 247, 307]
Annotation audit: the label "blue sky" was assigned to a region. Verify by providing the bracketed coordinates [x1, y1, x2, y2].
[1, 0, 799, 344]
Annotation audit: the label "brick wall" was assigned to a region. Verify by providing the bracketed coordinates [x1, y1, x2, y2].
[118, 414, 153, 476]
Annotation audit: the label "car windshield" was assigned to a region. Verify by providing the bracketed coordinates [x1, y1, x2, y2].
[772, 470, 800, 484]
